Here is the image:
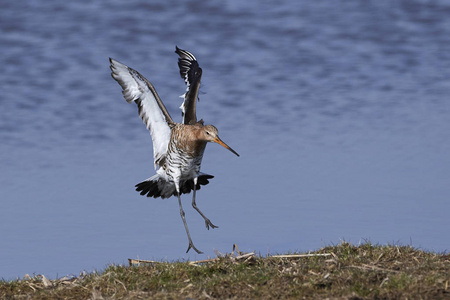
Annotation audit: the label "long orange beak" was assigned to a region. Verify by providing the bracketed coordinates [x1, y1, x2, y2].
[214, 137, 240, 157]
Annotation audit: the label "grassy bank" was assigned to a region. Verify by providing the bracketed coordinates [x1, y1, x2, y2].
[1, 242, 448, 299]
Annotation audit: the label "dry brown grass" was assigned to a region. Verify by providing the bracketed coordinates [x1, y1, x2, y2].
[1, 242, 448, 299]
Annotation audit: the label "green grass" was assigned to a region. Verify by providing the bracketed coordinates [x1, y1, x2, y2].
[1, 242, 448, 299]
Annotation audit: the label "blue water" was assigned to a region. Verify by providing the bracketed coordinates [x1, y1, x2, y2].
[1, 0, 449, 279]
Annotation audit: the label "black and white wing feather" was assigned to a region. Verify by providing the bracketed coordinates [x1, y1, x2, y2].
[175, 46, 202, 125]
[110, 58, 174, 169]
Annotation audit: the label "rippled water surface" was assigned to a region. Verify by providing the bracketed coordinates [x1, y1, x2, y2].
[1, 0, 449, 279]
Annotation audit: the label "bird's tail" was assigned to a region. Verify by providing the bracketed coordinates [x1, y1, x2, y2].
[135, 173, 214, 199]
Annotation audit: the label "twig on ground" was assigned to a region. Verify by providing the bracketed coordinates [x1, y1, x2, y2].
[270, 253, 332, 259]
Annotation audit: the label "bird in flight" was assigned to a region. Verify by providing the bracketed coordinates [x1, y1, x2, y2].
[109, 47, 239, 254]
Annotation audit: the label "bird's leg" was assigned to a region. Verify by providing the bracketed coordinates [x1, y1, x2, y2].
[177, 191, 203, 254]
[192, 177, 218, 230]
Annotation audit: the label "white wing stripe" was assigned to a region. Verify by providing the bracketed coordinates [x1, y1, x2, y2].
[110, 58, 171, 169]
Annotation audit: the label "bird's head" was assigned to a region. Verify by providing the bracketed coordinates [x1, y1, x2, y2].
[201, 125, 239, 157]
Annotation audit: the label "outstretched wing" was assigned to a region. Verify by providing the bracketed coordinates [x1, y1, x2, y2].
[175, 46, 202, 125]
[110, 58, 174, 169]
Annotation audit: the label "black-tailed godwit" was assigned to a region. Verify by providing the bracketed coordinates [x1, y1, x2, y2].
[109, 47, 239, 254]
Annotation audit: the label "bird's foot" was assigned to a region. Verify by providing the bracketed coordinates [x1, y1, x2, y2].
[205, 219, 218, 230]
[186, 242, 203, 254]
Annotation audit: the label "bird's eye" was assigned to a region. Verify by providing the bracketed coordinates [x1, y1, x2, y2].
[206, 131, 210, 135]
